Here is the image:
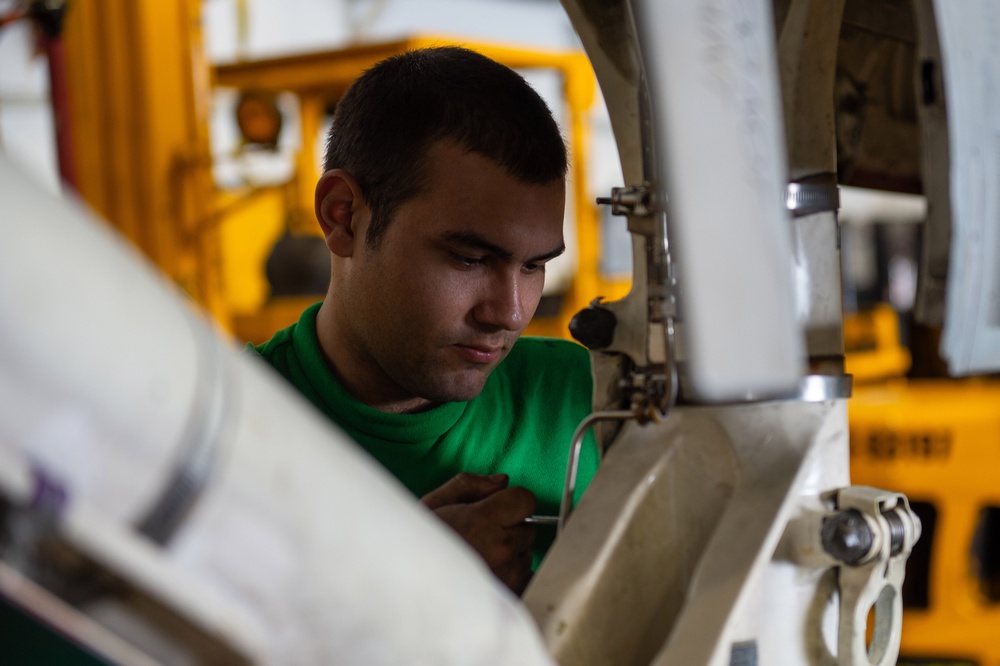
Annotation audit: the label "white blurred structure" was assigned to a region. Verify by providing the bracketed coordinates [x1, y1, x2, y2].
[0, 155, 555, 665]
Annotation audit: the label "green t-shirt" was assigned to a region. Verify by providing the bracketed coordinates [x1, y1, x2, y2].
[248, 302, 599, 564]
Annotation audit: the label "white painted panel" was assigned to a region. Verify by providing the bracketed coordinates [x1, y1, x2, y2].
[632, 0, 804, 401]
[933, 0, 1000, 375]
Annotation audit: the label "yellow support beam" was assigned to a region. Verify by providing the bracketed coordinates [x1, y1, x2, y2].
[63, 0, 222, 320]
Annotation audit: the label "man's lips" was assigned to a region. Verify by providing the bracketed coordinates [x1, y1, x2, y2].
[452, 343, 505, 364]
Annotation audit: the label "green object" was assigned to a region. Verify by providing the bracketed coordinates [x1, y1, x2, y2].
[250, 302, 600, 567]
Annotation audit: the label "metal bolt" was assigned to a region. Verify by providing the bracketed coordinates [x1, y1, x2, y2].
[822, 509, 875, 565]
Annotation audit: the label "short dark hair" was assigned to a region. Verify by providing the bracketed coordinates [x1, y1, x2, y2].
[322, 46, 568, 247]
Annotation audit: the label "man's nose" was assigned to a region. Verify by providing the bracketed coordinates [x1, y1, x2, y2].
[473, 270, 531, 331]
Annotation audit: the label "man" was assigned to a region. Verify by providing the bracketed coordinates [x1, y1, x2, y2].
[250, 46, 599, 594]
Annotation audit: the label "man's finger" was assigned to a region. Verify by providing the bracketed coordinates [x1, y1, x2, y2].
[475, 486, 537, 526]
[504, 523, 536, 558]
[420, 472, 508, 510]
[495, 545, 535, 596]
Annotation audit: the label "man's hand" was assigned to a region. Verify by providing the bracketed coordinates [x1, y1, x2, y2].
[421, 473, 537, 595]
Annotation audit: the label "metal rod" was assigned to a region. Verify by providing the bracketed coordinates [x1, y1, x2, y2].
[524, 515, 559, 525]
[558, 410, 635, 534]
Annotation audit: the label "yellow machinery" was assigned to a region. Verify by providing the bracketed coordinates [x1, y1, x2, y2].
[61, 1, 628, 344]
[847, 305, 1000, 666]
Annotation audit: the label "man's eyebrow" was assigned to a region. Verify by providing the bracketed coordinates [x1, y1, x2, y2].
[440, 230, 565, 263]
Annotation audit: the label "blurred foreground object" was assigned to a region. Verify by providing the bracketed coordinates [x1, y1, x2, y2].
[0, 155, 554, 666]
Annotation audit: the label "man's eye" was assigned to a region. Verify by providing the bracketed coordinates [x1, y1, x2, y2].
[523, 262, 545, 274]
[453, 253, 484, 268]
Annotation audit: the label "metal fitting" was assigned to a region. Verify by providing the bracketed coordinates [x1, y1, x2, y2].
[597, 184, 654, 217]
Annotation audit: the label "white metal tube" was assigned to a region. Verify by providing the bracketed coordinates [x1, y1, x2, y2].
[0, 156, 555, 666]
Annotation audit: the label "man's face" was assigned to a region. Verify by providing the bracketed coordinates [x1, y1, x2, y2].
[340, 140, 566, 411]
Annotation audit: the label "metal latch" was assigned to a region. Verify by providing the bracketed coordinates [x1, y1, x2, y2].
[822, 487, 922, 666]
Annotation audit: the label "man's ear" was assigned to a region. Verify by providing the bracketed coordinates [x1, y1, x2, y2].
[315, 169, 366, 257]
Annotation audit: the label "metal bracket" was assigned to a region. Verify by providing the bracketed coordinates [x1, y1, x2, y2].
[597, 184, 654, 217]
[825, 487, 922, 666]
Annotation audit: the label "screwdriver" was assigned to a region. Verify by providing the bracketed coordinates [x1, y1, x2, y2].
[523, 515, 559, 525]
